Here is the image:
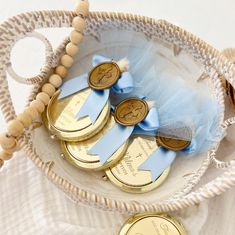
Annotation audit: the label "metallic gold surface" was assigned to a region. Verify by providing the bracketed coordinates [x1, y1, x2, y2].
[105, 136, 170, 193]
[114, 98, 149, 126]
[156, 136, 191, 151]
[119, 213, 187, 235]
[88, 62, 121, 90]
[45, 89, 110, 141]
[61, 115, 129, 170]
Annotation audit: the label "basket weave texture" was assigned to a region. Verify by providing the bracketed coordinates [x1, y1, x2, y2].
[1, 10, 235, 214]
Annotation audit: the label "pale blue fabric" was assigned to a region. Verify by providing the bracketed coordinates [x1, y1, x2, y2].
[139, 147, 177, 182]
[89, 107, 160, 164]
[57, 55, 134, 124]
[112, 72, 134, 94]
[88, 124, 134, 164]
[76, 89, 110, 123]
[58, 74, 88, 100]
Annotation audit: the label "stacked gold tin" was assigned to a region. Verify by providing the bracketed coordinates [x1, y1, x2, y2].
[43, 61, 176, 193]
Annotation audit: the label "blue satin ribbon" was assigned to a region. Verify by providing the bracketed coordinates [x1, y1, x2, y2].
[138, 139, 197, 182]
[88, 107, 160, 164]
[58, 55, 134, 124]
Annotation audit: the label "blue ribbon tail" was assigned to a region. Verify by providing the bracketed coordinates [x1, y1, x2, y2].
[92, 55, 112, 67]
[76, 89, 110, 124]
[58, 74, 89, 100]
[112, 72, 134, 94]
[138, 147, 176, 182]
[88, 124, 134, 164]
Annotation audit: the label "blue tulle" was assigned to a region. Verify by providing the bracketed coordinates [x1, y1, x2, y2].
[107, 41, 221, 156]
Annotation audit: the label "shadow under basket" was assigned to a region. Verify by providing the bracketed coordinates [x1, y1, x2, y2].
[1, 10, 235, 214]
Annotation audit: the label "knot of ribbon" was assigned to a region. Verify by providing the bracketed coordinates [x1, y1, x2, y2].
[138, 137, 197, 182]
[58, 55, 134, 123]
[88, 106, 160, 164]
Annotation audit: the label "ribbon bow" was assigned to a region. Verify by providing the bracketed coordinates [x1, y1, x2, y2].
[139, 138, 197, 182]
[88, 106, 160, 164]
[58, 55, 134, 123]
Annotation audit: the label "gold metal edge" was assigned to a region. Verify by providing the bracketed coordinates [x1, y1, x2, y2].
[105, 166, 170, 194]
[60, 138, 129, 171]
[118, 213, 187, 235]
[45, 90, 111, 141]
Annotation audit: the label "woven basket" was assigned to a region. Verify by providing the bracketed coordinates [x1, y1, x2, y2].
[1, 10, 235, 214]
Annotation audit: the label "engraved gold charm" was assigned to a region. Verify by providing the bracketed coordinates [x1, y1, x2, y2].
[119, 213, 187, 235]
[156, 136, 191, 151]
[44, 89, 110, 141]
[88, 61, 121, 90]
[114, 98, 149, 126]
[156, 127, 192, 151]
[60, 115, 129, 170]
[105, 136, 170, 193]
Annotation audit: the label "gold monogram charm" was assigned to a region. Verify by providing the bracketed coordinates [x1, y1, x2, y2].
[114, 98, 149, 126]
[156, 127, 192, 151]
[119, 213, 187, 235]
[88, 61, 121, 90]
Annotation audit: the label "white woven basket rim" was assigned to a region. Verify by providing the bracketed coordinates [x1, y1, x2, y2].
[1, 10, 235, 214]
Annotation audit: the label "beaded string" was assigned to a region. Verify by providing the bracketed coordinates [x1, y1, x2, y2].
[0, 0, 90, 168]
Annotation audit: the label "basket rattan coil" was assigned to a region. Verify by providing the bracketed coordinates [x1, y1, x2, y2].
[1, 10, 235, 214]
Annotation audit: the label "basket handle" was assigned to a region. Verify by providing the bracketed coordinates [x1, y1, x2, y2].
[0, 11, 76, 123]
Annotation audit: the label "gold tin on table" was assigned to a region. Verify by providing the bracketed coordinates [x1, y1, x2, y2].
[119, 213, 187, 235]
[45, 89, 110, 141]
[60, 115, 129, 170]
[105, 136, 170, 194]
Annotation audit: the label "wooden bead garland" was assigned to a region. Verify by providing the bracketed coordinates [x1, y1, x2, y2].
[55, 65, 68, 78]
[66, 43, 79, 57]
[0, 0, 90, 168]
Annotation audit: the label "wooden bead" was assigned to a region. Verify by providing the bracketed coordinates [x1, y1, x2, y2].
[24, 107, 39, 120]
[66, 43, 79, 57]
[0, 150, 13, 161]
[36, 92, 50, 105]
[17, 112, 32, 128]
[61, 54, 74, 68]
[0, 133, 16, 149]
[7, 119, 24, 137]
[42, 83, 56, 97]
[70, 30, 83, 45]
[55, 65, 68, 78]
[0, 159, 4, 168]
[30, 100, 45, 113]
[72, 16, 86, 32]
[75, 0, 89, 17]
[2, 145, 17, 154]
[49, 74, 63, 88]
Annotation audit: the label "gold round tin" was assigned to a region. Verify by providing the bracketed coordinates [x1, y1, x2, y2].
[105, 136, 170, 194]
[119, 213, 187, 235]
[60, 115, 129, 170]
[45, 89, 110, 141]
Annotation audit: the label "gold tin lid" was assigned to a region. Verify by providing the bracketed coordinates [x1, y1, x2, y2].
[119, 213, 187, 235]
[105, 136, 170, 194]
[45, 89, 110, 141]
[60, 115, 129, 171]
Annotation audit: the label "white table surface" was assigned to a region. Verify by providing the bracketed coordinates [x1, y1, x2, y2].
[1, 0, 235, 234]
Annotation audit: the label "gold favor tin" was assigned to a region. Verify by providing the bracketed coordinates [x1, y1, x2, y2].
[105, 136, 170, 194]
[119, 213, 187, 235]
[60, 115, 129, 170]
[45, 89, 110, 141]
